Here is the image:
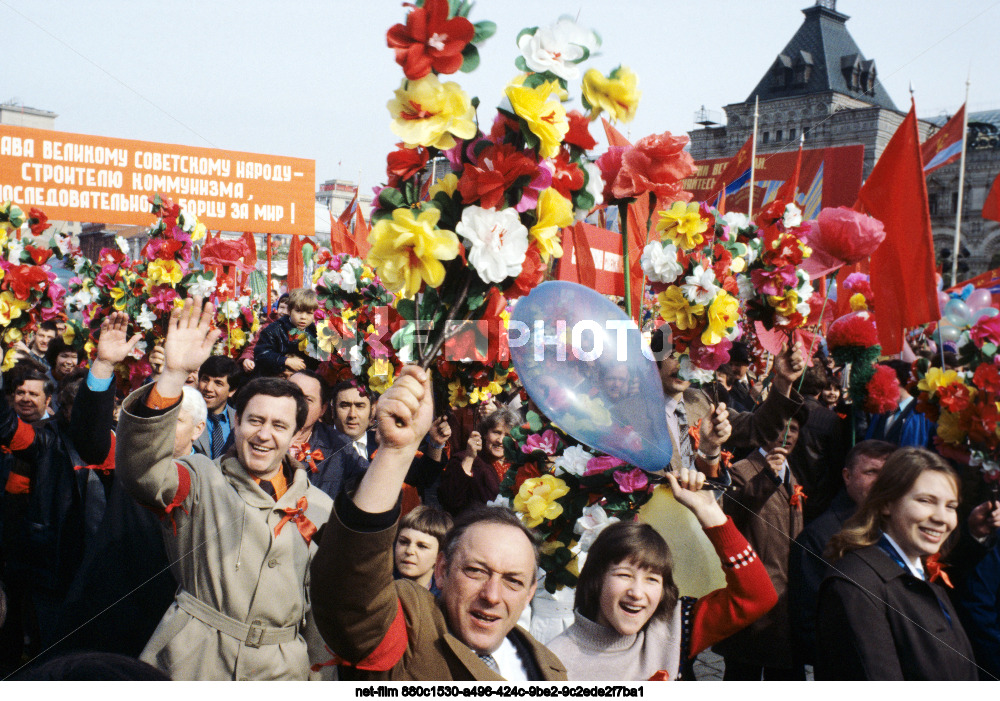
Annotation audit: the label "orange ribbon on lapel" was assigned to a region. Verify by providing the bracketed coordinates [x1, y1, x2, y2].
[790, 484, 808, 510]
[925, 553, 954, 589]
[648, 670, 670, 681]
[274, 496, 317, 544]
[293, 442, 324, 473]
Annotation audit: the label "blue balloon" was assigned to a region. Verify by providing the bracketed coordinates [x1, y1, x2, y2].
[509, 281, 673, 472]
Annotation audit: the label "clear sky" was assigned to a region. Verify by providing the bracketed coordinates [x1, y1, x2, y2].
[3, 0, 998, 193]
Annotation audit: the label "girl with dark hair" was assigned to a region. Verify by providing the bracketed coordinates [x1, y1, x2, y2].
[438, 407, 520, 517]
[546, 469, 778, 681]
[816, 447, 978, 680]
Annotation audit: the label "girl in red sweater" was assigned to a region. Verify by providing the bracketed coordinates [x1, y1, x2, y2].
[547, 468, 778, 681]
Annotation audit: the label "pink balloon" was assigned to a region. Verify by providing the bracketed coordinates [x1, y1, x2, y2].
[937, 291, 950, 311]
[966, 288, 994, 311]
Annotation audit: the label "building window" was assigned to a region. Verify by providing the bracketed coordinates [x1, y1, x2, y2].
[802, 125, 811, 140]
[928, 193, 938, 216]
[776, 129, 783, 142]
[790, 128, 797, 140]
[762, 131, 770, 144]
[952, 192, 959, 214]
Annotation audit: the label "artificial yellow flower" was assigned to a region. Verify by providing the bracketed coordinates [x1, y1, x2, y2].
[60, 326, 74, 345]
[0, 291, 28, 325]
[937, 410, 965, 445]
[702, 290, 739, 346]
[108, 286, 128, 311]
[509, 73, 570, 101]
[768, 290, 800, 317]
[367, 207, 460, 298]
[191, 221, 207, 242]
[658, 285, 704, 330]
[514, 474, 570, 528]
[387, 74, 477, 150]
[530, 188, 573, 261]
[485, 380, 503, 396]
[428, 173, 459, 199]
[581, 66, 640, 123]
[316, 319, 341, 354]
[505, 81, 569, 159]
[1, 348, 17, 372]
[147, 259, 183, 286]
[917, 367, 960, 396]
[84, 340, 95, 356]
[849, 292, 868, 311]
[4, 327, 22, 344]
[448, 380, 469, 408]
[228, 327, 247, 349]
[368, 358, 395, 395]
[656, 202, 708, 250]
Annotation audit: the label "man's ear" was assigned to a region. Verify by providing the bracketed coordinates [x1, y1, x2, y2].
[433, 552, 448, 585]
[194, 420, 207, 438]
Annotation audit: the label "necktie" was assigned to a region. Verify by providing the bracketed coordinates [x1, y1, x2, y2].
[210, 414, 225, 459]
[675, 403, 694, 470]
[478, 653, 500, 674]
[258, 479, 277, 501]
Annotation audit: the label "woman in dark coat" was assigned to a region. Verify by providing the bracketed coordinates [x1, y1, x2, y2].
[816, 447, 978, 680]
[437, 407, 518, 517]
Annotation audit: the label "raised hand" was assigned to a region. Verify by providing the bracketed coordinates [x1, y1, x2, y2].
[700, 402, 732, 453]
[765, 445, 791, 476]
[667, 468, 727, 528]
[375, 365, 433, 454]
[94, 312, 143, 374]
[772, 339, 806, 395]
[156, 297, 221, 398]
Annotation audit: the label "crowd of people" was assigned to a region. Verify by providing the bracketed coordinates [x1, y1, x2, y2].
[0, 286, 998, 683]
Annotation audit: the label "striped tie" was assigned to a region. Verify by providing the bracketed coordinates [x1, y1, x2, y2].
[675, 403, 694, 470]
[210, 414, 225, 459]
[478, 653, 500, 674]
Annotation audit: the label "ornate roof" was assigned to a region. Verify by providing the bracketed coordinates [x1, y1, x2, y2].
[746, 1, 897, 111]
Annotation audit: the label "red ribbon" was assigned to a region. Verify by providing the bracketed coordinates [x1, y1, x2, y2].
[293, 442, 324, 473]
[925, 553, 954, 589]
[310, 645, 345, 673]
[790, 484, 808, 510]
[274, 496, 317, 545]
[647, 670, 670, 681]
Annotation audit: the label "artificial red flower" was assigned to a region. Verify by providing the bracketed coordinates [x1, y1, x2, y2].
[937, 382, 973, 414]
[971, 315, 1000, 350]
[506, 242, 546, 298]
[973, 363, 1000, 396]
[143, 236, 185, 262]
[965, 401, 1000, 444]
[564, 110, 597, 151]
[27, 208, 49, 236]
[811, 207, 886, 265]
[549, 151, 585, 201]
[489, 113, 522, 144]
[5, 264, 49, 300]
[386, 0, 475, 80]
[513, 462, 542, 493]
[916, 394, 940, 423]
[24, 245, 52, 265]
[612, 131, 695, 207]
[386, 143, 430, 188]
[754, 199, 788, 228]
[864, 365, 901, 414]
[595, 146, 626, 204]
[457, 143, 537, 209]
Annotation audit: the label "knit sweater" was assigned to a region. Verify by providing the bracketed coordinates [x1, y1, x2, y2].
[547, 518, 778, 681]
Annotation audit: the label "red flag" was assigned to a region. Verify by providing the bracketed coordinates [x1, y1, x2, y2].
[775, 138, 803, 203]
[714, 135, 754, 212]
[287, 234, 304, 289]
[856, 99, 940, 355]
[353, 206, 371, 257]
[983, 171, 1000, 223]
[625, 196, 651, 326]
[570, 222, 598, 289]
[601, 118, 631, 148]
[329, 210, 356, 256]
[338, 187, 358, 228]
[921, 104, 965, 174]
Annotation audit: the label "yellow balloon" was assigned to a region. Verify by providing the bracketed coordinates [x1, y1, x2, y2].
[639, 485, 726, 598]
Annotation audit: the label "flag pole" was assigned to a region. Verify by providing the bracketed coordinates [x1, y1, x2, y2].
[748, 96, 759, 218]
[950, 77, 971, 287]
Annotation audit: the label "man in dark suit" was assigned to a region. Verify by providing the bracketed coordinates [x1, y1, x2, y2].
[331, 379, 376, 460]
[791, 365, 846, 521]
[726, 341, 760, 413]
[192, 355, 241, 459]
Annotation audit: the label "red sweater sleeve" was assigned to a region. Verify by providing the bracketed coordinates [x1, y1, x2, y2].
[687, 517, 779, 657]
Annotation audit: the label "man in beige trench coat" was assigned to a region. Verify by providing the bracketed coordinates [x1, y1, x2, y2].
[116, 298, 333, 680]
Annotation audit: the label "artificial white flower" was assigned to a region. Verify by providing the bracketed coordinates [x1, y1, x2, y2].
[583, 161, 603, 202]
[573, 503, 620, 552]
[553, 445, 593, 477]
[737, 275, 755, 302]
[721, 211, 750, 235]
[681, 263, 719, 306]
[783, 203, 803, 229]
[486, 495, 511, 509]
[348, 344, 364, 376]
[678, 354, 714, 383]
[136, 305, 156, 331]
[7, 239, 23, 263]
[640, 242, 683, 284]
[219, 300, 242, 320]
[338, 263, 358, 293]
[128, 339, 148, 361]
[187, 275, 217, 298]
[517, 17, 600, 82]
[179, 209, 195, 232]
[115, 235, 129, 255]
[456, 206, 529, 284]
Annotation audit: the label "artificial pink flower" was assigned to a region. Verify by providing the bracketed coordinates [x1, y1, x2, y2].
[689, 336, 732, 371]
[522, 429, 560, 455]
[584, 455, 625, 475]
[750, 266, 798, 296]
[595, 146, 626, 204]
[971, 315, 1000, 349]
[613, 467, 648, 494]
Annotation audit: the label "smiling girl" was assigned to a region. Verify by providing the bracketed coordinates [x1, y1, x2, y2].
[817, 447, 978, 680]
[547, 468, 778, 681]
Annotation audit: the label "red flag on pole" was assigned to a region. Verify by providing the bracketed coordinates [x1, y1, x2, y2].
[287, 234, 304, 289]
[601, 118, 631, 148]
[353, 205, 371, 257]
[775, 137, 804, 204]
[338, 187, 358, 228]
[714, 135, 754, 213]
[983, 171, 1000, 223]
[921, 104, 966, 174]
[856, 99, 941, 355]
